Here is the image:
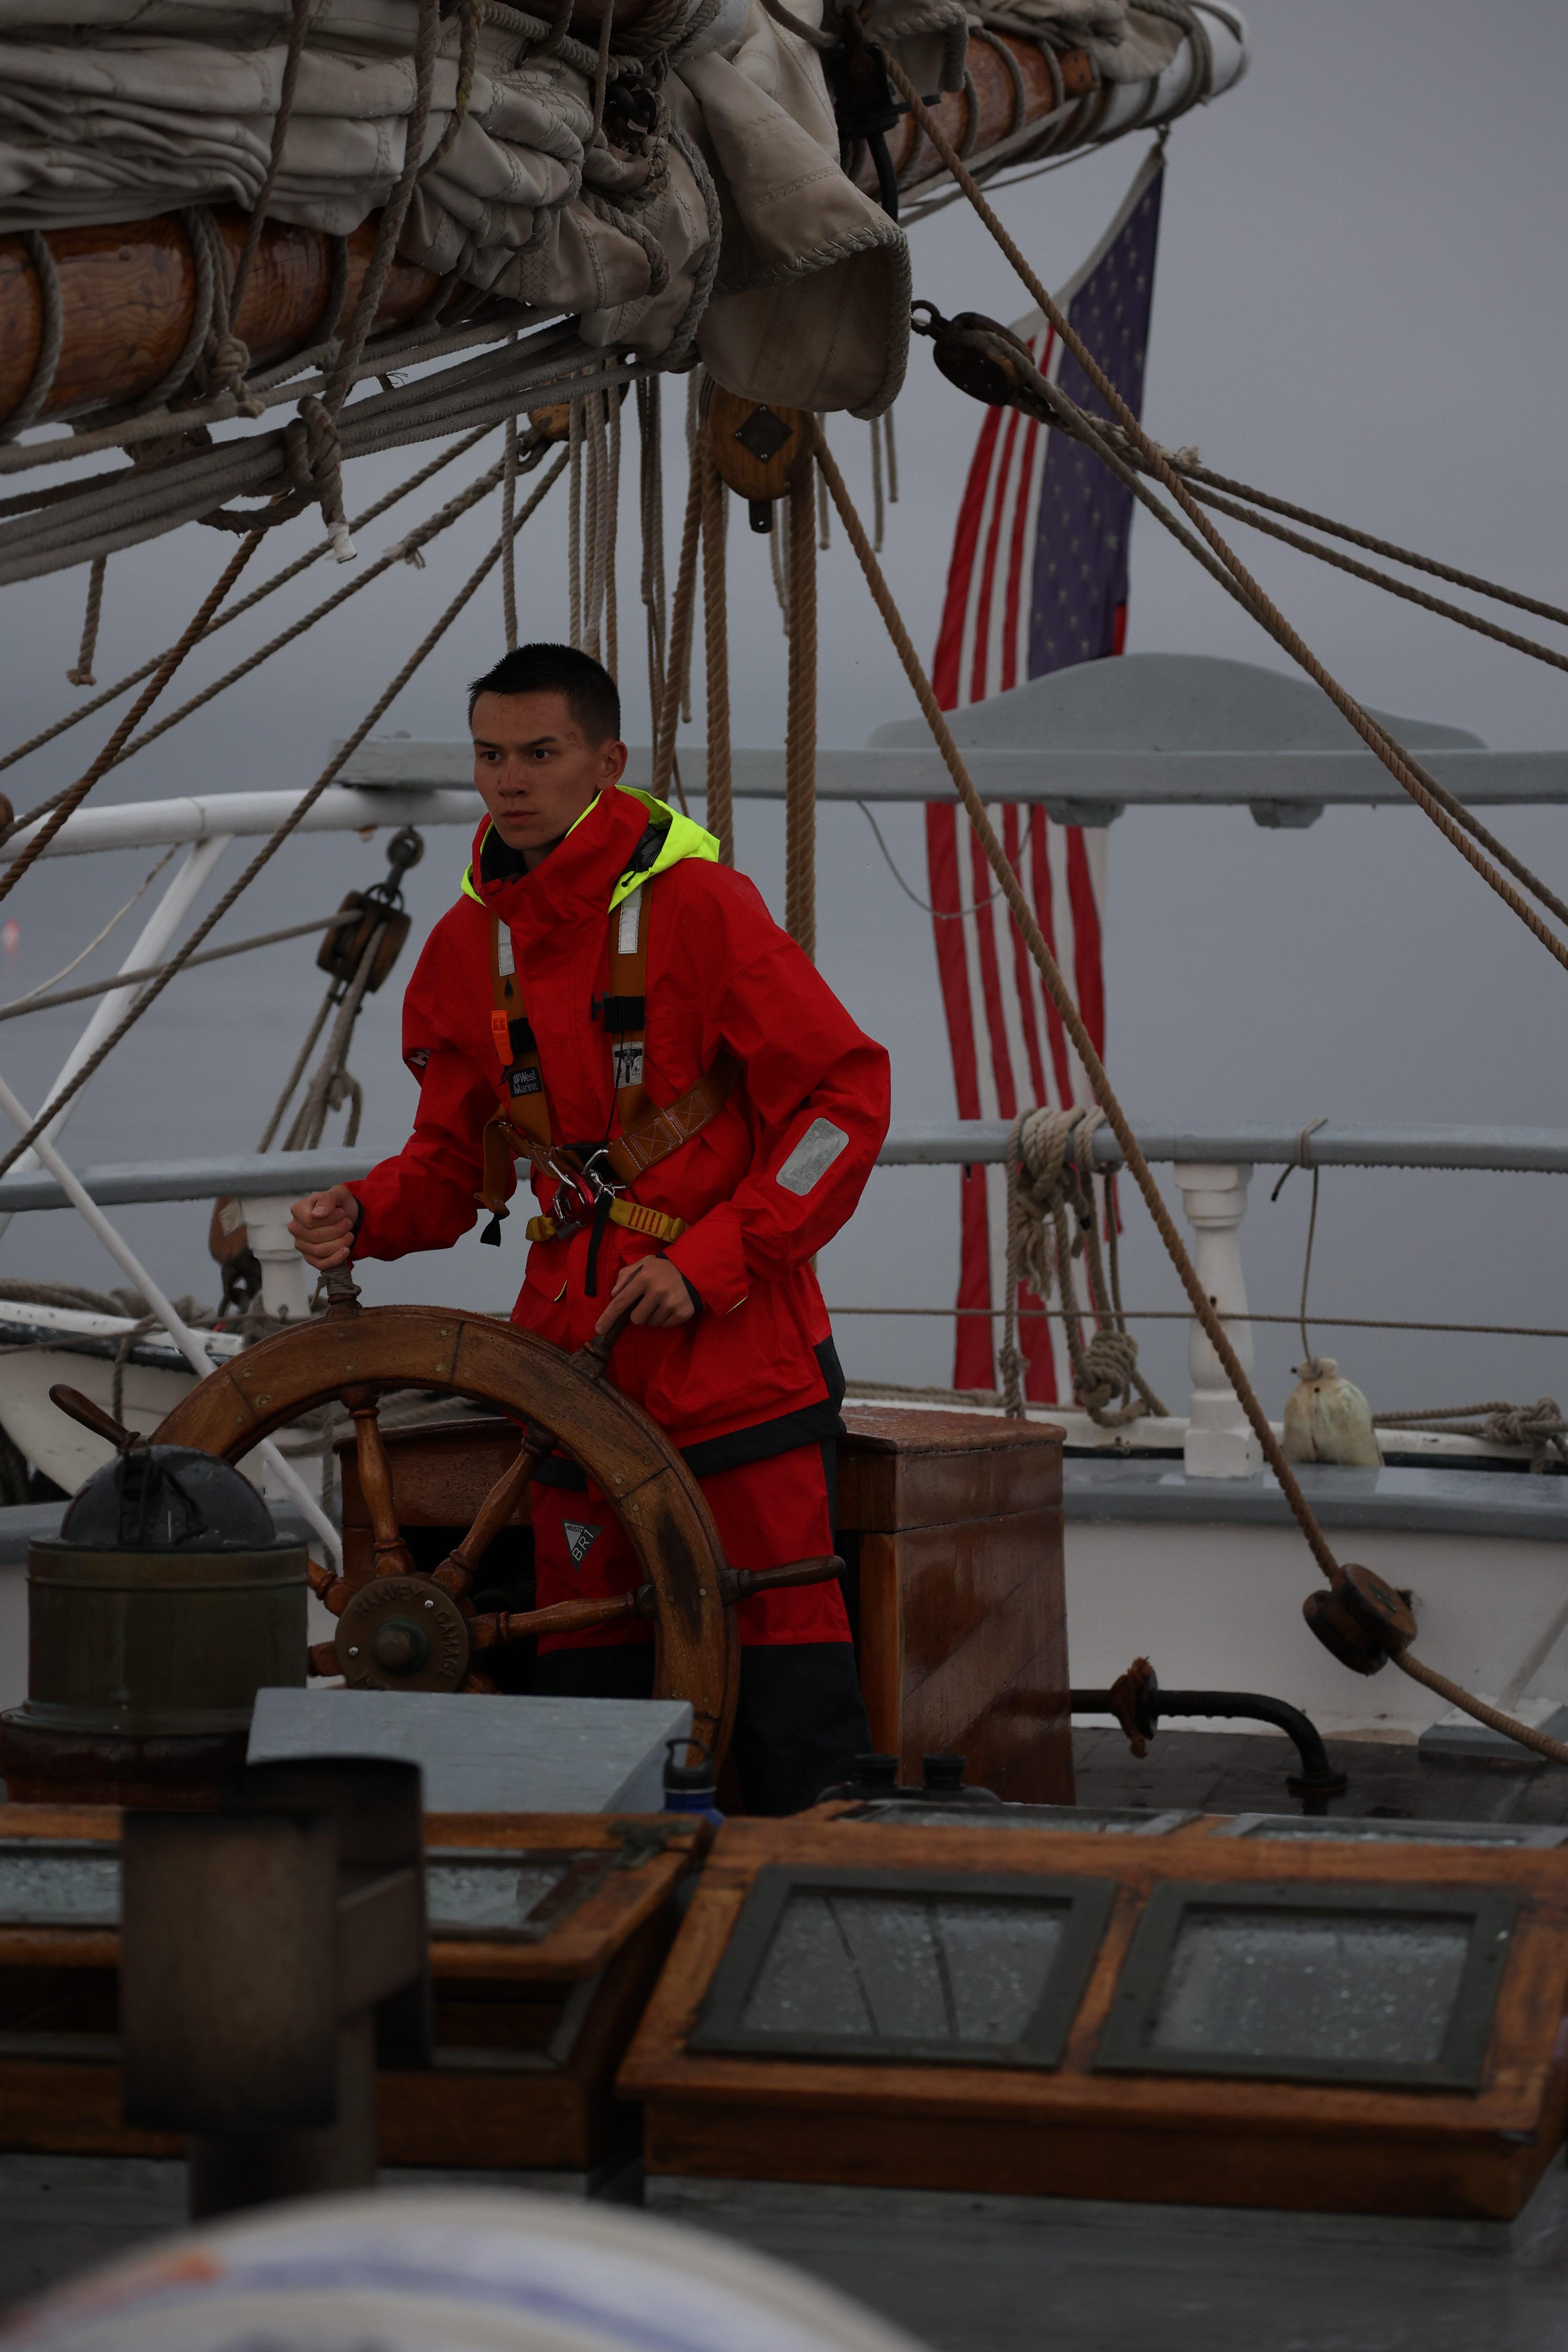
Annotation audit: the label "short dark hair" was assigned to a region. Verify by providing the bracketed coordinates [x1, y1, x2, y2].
[467, 643, 621, 744]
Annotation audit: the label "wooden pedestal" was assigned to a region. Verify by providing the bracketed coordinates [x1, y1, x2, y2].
[839, 1406, 1071, 1804]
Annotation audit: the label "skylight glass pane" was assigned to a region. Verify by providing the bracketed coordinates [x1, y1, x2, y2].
[1150, 1907, 1471, 2066]
[740, 1890, 1065, 2046]
[425, 1857, 571, 1935]
[0, 1844, 120, 1926]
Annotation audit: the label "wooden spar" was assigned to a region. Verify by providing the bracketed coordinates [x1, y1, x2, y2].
[854, 38, 1103, 205]
[0, 212, 438, 433]
[0, 33, 1130, 435]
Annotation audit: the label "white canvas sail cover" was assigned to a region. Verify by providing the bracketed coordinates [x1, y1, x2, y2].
[0, 0, 925, 413]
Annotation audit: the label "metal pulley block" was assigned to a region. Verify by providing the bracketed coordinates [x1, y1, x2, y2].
[700, 381, 809, 534]
[1302, 1561, 1417, 1676]
[316, 824, 424, 991]
[335, 1573, 472, 1692]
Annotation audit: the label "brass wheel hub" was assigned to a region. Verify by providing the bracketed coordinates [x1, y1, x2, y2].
[336, 1576, 471, 1692]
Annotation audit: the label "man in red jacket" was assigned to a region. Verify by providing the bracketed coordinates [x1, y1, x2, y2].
[291, 642, 891, 1813]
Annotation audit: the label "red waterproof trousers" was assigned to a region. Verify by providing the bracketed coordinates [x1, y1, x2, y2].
[530, 1442, 847, 1651]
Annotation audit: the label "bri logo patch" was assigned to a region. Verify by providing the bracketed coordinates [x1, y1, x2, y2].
[509, 1066, 542, 1098]
[562, 1521, 601, 1568]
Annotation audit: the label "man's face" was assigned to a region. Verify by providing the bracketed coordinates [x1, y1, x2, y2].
[470, 689, 628, 862]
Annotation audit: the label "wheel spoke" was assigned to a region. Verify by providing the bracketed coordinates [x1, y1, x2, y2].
[431, 1421, 550, 1599]
[342, 1383, 416, 1579]
[308, 1639, 341, 1675]
[459, 1668, 499, 1694]
[469, 1588, 652, 1649]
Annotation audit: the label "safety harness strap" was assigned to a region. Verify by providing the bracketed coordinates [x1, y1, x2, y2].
[474, 880, 738, 1234]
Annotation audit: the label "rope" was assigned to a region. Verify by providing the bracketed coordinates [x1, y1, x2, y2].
[285, 920, 386, 1151]
[1, 234, 63, 442]
[999, 1105, 1165, 1425]
[885, 77, 1568, 979]
[831, 1305, 1568, 1342]
[0, 424, 495, 786]
[0, 451, 568, 1181]
[0, 536, 262, 909]
[651, 450, 702, 802]
[0, 907, 358, 1026]
[568, 393, 584, 647]
[1392, 1650, 1568, 1768]
[605, 385, 620, 680]
[325, 0, 442, 413]
[855, 798, 1001, 917]
[637, 377, 683, 805]
[0, 849, 175, 1014]
[808, 415, 1344, 1590]
[699, 446, 733, 862]
[784, 462, 817, 959]
[1375, 1398, 1568, 1472]
[422, 0, 482, 178]
[103, 450, 522, 778]
[501, 410, 520, 650]
[65, 557, 107, 689]
[1174, 453, 1568, 632]
[227, 0, 313, 330]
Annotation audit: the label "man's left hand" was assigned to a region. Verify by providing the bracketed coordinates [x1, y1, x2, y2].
[597, 1256, 696, 1335]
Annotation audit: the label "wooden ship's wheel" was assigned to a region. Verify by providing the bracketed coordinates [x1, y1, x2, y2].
[151, 1271, 836, 1770]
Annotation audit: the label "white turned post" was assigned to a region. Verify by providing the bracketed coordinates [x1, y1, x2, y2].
[240, 1194, 313, 1325]
[1175, 1161, 1261, 1479]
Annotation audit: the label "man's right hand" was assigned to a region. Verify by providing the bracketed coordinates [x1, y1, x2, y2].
[289, 1185, 360, 1270]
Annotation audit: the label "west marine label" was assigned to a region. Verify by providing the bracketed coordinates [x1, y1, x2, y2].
[563, 1521, 601, 1568]
[509, 1067, 542, 1098]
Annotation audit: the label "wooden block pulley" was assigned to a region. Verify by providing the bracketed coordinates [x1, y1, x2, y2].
[701, 383, 810, 533]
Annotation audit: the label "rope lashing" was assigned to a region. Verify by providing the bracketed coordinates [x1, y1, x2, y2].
[285, 395, 355, 561]
[888, 63, 1568, 981]
[1375, 1397, 1568, 1473]
[0, 449, 568, 1180]
[1000, 1105, 1165, 1426]
[0, 234, 63, 444]
[66, 558, 107, 689]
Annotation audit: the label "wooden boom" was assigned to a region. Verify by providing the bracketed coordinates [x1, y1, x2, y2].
[0, 35, 1114, 434]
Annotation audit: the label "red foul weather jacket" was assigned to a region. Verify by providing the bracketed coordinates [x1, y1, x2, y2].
[346, 781, 891, 1483]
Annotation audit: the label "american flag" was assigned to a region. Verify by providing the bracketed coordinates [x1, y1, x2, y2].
[925, 150, 1165, 1400]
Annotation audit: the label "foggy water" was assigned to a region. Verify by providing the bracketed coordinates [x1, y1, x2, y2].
[1, 0, 1565, 1434]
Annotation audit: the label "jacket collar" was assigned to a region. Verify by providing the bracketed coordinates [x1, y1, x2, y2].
[460, 786, 718, 932]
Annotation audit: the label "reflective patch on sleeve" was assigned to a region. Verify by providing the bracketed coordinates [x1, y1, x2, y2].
[776, 1116, 850, 1197]
[404, 1047, 429, 1071]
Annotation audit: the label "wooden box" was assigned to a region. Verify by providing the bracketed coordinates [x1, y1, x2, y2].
[838, 1406, 1071, 1804]
[619, 1812, 1568, 2221]
[0, 1804, 705, 2178]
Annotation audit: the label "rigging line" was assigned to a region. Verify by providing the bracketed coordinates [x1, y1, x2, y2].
[227, 0, 313, 330]
[0, 908, 359, 1025]
[324, 0, 442, 413]
[0, 423, 496, 791]
[827, 1307, 1568, 1339]
[0, 450, 568, 1184]
[107, 444, 529, 775]
[808, 417, 1346, 1593]
[0, 534, 263, 910]
[3, 847, 176, 1009]
[855, 799, 1001, 918]
[1176, 457, 1568, 636]
[1058, 389, 1568, 952]
[885, 55, 1568, 982]
[1181, 476, 1568, 678]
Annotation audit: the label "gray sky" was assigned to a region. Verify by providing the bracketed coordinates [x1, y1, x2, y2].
[2, 0, 1566, 1424]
